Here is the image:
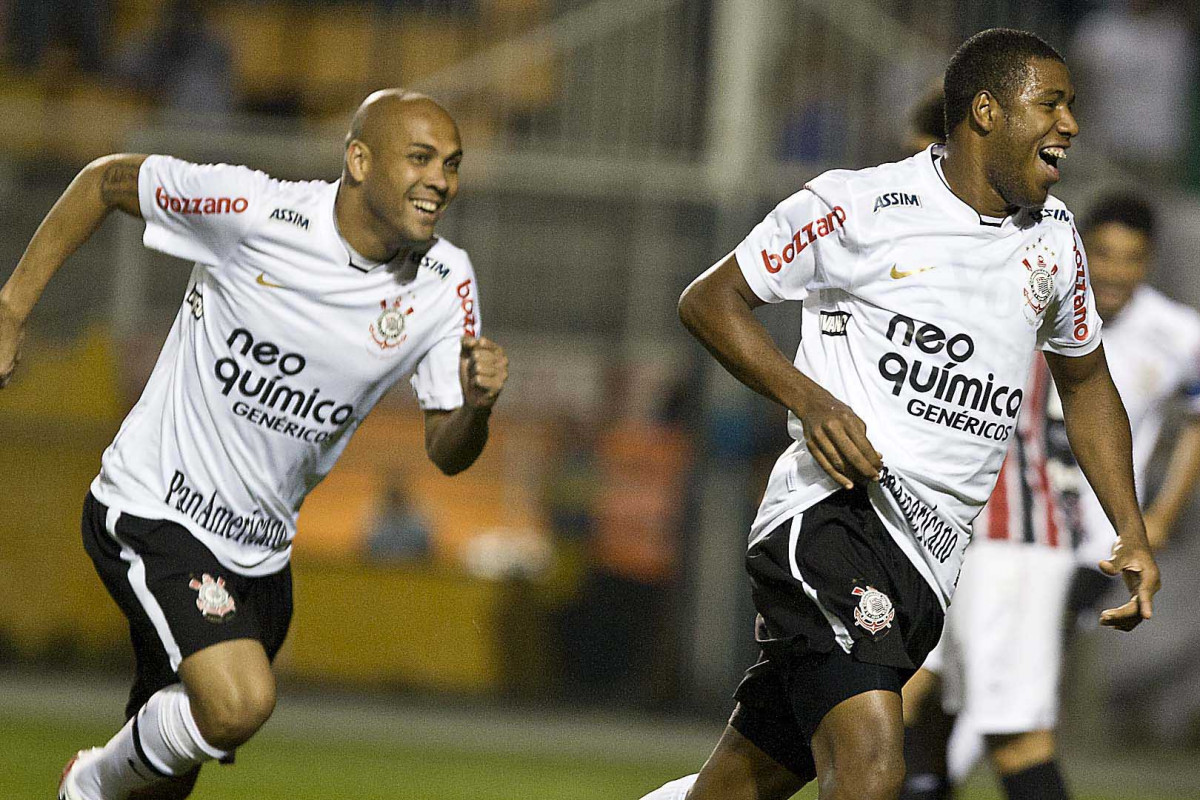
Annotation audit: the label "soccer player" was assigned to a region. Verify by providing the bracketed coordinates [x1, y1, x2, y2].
[0, 89, 508, 800]
[637, 29, 1159, 800]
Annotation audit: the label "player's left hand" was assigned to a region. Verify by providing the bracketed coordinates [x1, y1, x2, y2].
[1098, 537, 1160, 632]
[459, 335, 507, 410]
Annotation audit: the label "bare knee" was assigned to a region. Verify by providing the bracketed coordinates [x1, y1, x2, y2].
[813, 690, 906, 800]
[179, 640, 277, 751]
[819, 741, 905, 800]
[190, 674, 276, 749]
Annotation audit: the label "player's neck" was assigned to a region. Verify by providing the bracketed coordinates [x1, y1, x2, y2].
[334, 185, 409, 263]
[939, 145, 1012, 219]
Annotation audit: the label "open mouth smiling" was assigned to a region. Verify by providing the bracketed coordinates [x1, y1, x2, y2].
[1037, 145, 1068, 180]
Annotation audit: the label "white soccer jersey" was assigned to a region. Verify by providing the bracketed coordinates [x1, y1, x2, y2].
[1073, 285, 1200, 566]
[735, 145, 1101, 604]
[90, 155, 480, 576]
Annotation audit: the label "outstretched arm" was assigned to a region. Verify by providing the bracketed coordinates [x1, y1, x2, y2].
[1046, 345, 1160, 630]
[679, 255, 882, 489]
[423, 335, 507, 475]
[0, 153, 148, 386]
[1141, 417, 1200, 550]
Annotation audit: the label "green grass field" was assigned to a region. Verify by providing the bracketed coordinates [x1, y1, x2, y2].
[3, 709, 1195, 800]
[2, 671, 1197, 800]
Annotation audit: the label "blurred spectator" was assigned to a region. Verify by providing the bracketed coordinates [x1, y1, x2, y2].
[1070, 0, 1197, 183]
[115, 0, 236, 115]
[558, 417, 690, 707]
[555, 367, 693, 708]
[365, 482, 433, 562]
[7, 0, 109, 74]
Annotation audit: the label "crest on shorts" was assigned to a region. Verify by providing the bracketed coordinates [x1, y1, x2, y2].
[369, 297, 413, 351]
[852, 585, 894, 635]
[189, 574, 236, 622]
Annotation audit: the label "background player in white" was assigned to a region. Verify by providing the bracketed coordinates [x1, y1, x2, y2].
[899, 193, 1200, 800]
[0, 89, 508, 799]
[638, 29, 1158, 800]
[1069, 193, 1200, 565]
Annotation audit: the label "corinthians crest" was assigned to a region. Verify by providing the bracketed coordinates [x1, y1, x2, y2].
[852, 585, 894, 635]
[370, 297, 413, 350]
[1021, 243, 1059, 324]
[189, 574, 236, 622]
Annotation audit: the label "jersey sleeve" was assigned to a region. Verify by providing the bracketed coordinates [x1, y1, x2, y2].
[1041, 224, 1102, 357]
[138, 155, 271, 266]
[732, 186, 853, 303]
[410, 258, 481, 411]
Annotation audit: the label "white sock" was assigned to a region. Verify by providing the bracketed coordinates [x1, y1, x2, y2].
[74, 684, 230, 799]
[639, 774, 699, 800]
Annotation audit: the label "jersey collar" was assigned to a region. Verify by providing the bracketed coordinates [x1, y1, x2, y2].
[329, 180, 435, 276]
[928, 144, 1012, 229]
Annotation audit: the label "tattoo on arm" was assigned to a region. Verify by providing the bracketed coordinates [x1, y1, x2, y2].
[99, 162, 142, 218]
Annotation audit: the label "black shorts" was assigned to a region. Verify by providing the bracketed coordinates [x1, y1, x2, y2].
[730, 486, 943, 777]
[82, 492, 293, 719]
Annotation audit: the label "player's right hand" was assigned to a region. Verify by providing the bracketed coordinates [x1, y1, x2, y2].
[0, 300, 25, 389]
[796, 387, 883, 490]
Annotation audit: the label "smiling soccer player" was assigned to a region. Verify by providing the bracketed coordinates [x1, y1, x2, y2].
[0, 89, 508, 800]
[639, 28, 1158, 800]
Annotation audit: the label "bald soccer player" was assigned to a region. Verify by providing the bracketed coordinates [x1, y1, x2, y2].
[0, 90, 508, 800]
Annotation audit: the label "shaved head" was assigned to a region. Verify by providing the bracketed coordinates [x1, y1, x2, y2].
[336, 89, 463, 257]
[346, 89, 456, 152]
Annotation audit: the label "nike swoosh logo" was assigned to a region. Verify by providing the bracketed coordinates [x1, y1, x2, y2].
[256, 272, 286, 289]
[890, 265, 937, 279]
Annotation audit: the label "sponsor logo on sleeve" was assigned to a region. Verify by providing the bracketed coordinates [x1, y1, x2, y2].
[457, 278, 477, 336]
[1071, 237, 1089, 341]
[760, 206, 847, 273]
[872, 191, 922, 213]
[155, 186, 248, 215]
[268, 207, 310, 230]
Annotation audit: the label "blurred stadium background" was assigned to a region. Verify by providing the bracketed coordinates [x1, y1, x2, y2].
[2, 0, 1200, 797]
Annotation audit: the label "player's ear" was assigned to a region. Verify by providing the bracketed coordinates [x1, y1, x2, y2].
[971, 90, 998, 133]
[345, 139, 371, 184]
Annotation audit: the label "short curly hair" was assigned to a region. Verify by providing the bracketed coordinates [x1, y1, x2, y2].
[1081, 193, 1156, 240]
[943, 28, 1064, 135]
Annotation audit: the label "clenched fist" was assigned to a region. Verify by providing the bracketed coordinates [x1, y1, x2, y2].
[459, 336, 507, 410]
